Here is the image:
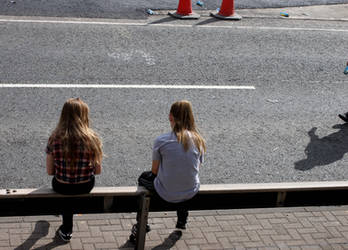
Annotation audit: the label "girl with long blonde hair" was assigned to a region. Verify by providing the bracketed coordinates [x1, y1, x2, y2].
[46, 98, 102, 242]
[130, 100, 206, 242]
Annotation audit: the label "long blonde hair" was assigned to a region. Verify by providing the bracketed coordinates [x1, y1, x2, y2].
[49, 98, 102, 170]
[170, 100, 206, 154]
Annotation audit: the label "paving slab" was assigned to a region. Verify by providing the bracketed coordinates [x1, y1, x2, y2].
[1, 206, 348, 249]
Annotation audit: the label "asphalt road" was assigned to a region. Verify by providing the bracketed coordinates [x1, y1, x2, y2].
[1, 0, 348, 19]
[0, 15, 347, 189]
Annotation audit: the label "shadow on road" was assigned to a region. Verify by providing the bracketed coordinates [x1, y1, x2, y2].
[294, 124, 348, 171]
[149, 16, 178, 24]
[195, 18, 223, 26]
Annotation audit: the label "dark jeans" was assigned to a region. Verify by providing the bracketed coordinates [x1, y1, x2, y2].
[137, 171, 195, 227]
[148, 190, 191, 224]
[52, 176, 95, 233]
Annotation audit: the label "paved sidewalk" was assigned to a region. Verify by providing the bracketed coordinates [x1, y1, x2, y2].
[1, 206, 348, 249]
[237, 4, 348, 21]
[154, 4, 348, 21]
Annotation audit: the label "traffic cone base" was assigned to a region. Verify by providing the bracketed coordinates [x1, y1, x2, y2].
[169, 11, 200, 19]
[210, 11, 242, 20]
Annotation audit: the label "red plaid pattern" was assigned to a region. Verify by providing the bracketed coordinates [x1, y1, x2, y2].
[46, 138, 98, 184]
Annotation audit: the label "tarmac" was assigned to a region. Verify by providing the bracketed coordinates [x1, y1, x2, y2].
[1, 4, 348, 250]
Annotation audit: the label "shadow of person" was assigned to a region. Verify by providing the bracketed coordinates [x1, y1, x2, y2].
[152, 230, 182, 250]
[32, 230, 69, 250]
[295, 124, 348, 171]
[14, 220, 49, 250]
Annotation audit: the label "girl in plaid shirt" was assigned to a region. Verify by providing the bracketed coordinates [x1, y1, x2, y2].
[46, 98, 103, 242]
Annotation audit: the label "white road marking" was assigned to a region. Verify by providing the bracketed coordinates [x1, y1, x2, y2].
[0, 84, 255, 90]
[1, 17, 348, 33]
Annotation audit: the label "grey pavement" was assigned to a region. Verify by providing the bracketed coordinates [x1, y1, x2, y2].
[1, 206, 348, 249]
[1, 5, 348, 189]
[233, 4, 348, 20]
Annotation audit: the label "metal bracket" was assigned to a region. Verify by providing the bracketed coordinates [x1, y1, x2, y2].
[277, 191, 287, 207]
[103, 197, 113, 212]
[135, 194, 151, 250]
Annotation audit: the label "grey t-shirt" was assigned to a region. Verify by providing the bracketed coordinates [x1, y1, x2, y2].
[153, 131, 204, 203]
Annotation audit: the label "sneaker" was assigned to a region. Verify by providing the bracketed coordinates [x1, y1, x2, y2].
[176, 221, 186, 230]
[129, 223, 151, 243]
[58, 225, 72, 242]
[339, 113, 348, 123]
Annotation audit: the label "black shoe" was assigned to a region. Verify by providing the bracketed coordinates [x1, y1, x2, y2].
[339, 113, 348, 123]
[129, 223, 151, 243]
[57, 225, 72, 242]
[176, 221, 186, 230]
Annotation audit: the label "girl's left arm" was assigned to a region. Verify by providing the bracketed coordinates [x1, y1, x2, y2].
[95, 164, 102, 175]
[46, 154, 55, 175]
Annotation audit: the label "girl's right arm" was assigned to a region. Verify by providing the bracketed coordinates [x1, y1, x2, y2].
[46, 154, 55, 175]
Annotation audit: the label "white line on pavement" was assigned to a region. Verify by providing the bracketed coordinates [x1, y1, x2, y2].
[0, 84, 256, 90]
[1, 18, 348, 33]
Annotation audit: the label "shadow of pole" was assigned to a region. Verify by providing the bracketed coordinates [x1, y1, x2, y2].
[148, 16, 178, 25]
[195, 18, 222, 26]
[295, 124, 348, 171]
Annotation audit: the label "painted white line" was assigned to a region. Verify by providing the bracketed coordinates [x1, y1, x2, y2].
[1, 18, 348, 33]
[153, 24, 348, 33]
[234, 25, 348, 33]
[0, 84, 255, 90]
[0, 18, 148, 26]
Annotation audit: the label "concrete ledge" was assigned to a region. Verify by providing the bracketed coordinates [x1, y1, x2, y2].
[0, 186, 149, 198]
[199, 181, 348, 194]
[2, 181, 348, 198]
[2, 181, 348, 216]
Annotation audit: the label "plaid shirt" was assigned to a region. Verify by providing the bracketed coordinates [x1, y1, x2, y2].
[46, 138, 98, 184]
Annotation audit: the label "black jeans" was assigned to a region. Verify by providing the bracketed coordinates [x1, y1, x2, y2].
[137, 172, 193, 225]
[136, 190, 191, 227]
[52, 176, 95, 233]
[149, 190, 191, 224]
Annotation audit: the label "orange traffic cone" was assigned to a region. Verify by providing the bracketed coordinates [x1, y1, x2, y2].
[211, 0, 241, 20]
[169, 0, 200, 19]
